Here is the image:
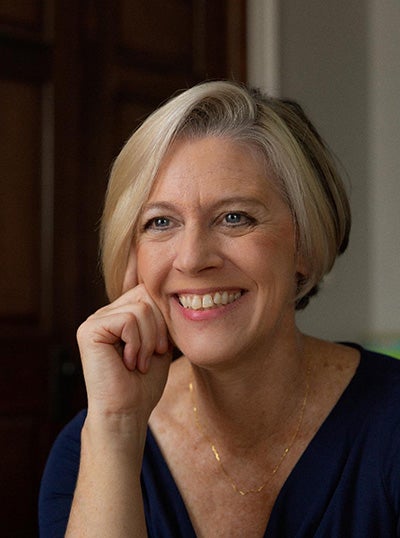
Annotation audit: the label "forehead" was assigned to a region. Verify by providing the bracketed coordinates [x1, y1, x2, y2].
[148, 136, 276, 203]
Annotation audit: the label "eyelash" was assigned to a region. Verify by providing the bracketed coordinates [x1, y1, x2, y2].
[221, 212, 255, 227]
[142, 211, 256, 232]
[143, 216, 173, 230]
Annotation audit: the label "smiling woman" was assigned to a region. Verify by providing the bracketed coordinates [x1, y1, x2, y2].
[39, 81, 400, 538]
[101, 82, 350, 310]
[134, 136, 300, 366]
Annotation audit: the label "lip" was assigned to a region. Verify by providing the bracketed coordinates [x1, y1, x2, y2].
[172, 287, 244, 295]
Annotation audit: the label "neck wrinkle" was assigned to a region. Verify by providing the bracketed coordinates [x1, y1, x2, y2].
[188, 332, 310, 453]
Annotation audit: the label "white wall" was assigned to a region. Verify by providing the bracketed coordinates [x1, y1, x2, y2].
[247, 0, 400, 345]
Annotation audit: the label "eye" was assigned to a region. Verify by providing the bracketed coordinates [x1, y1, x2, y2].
[224, 213, 243, 225]
[223, 212, 254, 226]
[144, 216, 171, 230]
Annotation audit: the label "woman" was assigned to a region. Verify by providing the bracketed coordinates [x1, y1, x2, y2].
[39, 81, 400, 537]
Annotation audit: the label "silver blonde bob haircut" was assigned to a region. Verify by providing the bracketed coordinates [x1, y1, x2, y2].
[101, 80, 351, 309]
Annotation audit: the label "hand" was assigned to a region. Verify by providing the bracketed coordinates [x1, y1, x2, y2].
[76, 284, 172, 426]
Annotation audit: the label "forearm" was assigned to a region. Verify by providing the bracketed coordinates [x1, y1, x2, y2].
[66, 418, 148, 537]
[66, 285, 172, 536]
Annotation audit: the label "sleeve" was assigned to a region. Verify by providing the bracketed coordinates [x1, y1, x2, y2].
[38, 410, 86, 538]
[381, 411, 400, 537]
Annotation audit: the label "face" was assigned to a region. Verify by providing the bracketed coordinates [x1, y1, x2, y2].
[134, 137, 304, 367]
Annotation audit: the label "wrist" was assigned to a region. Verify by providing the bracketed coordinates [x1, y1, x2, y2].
[82, 410, 148, 467]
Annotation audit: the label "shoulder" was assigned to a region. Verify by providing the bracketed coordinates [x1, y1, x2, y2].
[40, 409, 87, 485]
[308, 340, 400, 450]
[311, 339, 400, 407]
[329, 343, 400, 423]
[42, 409, 87, 476]
[353, 347, 400, 510]
[352, 344, 400, 403]
[347, 345, 400, 464]
[39, 410, 87, 536]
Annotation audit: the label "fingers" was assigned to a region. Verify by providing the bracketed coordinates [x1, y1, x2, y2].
[121, 304, 157, 373]
[80, 284, 169, 374]
[75, 284, 173, 427]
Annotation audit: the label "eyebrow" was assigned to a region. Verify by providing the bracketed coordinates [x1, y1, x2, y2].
[141, 196, 268, 213]
[141, 201, 181, 214]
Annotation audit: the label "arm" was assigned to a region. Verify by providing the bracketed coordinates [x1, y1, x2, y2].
[66, 285, 172, 537]
[66, 417, 148, 537]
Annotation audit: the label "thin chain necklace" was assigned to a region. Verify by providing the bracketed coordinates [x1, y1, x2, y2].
[188, 361, 311, 496]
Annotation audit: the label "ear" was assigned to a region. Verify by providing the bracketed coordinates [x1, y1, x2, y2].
[294, 237, 309, 278]
[122, 244, 138, 293]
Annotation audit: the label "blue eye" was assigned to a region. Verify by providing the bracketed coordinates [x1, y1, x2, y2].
[145, 216, 171, 229]
[224, 212, 254, 226]
[225, 213, 243, 224]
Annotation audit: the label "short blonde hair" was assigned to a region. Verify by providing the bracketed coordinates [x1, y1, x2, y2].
[101, 80, 351, 309]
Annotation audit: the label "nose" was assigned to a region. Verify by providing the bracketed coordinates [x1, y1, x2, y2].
[172, 225, 223, 275]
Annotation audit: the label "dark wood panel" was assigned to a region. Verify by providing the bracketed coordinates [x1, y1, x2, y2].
[119, 0, 192, 67]
[225, 1, 247, 80]
[0, 3, 247, 536]
[0, 80, 42, 321]
[0, 0, 43, 34]
[115, 99, 155, 153]
[0, 36, 52, 83]
[0, 416, 43, 535]
[0, 341, 48, 413]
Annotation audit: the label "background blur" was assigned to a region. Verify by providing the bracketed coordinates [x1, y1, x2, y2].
[0, 1, 399, 535]
[247, 1, 400, 356]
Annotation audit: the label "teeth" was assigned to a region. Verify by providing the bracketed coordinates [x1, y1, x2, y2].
[178, 291, 242, 310]
[213, 292, 222, 305]
[202, 294, 214, 308]
[192, 295, 202, 310]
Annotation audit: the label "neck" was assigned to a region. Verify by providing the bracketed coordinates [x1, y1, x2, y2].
[188, 330, 311, 451]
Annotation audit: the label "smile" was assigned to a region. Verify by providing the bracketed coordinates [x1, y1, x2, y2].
[178, 290, 243, 310]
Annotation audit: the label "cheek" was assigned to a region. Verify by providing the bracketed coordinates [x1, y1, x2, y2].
[136, 245, 151, 285]
[122, 245, 138, 292]
[136, 245, 168, 292]
[250, 234, 299, 283]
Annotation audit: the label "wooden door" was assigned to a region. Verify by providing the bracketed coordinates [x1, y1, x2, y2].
[0, 1, 246, 535]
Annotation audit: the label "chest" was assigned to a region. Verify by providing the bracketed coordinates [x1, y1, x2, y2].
[150, 422, 305, 537]
[176, 481, 276, 538]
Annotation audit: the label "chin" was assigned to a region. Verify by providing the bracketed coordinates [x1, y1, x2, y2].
[174, 337, 245, 370]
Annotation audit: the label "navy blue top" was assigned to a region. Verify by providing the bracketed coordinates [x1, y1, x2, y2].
[39, 345, 400, 537]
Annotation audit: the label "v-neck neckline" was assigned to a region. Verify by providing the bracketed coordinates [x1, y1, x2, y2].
[146, 344, 367, 537]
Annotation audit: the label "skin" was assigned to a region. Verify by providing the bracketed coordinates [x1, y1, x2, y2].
[135, 137, 306, 373]
[67, 136, 360, 537]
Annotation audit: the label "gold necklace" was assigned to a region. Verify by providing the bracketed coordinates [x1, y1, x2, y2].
[188, 362, 311, 496]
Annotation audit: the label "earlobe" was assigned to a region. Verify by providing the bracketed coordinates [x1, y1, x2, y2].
[294, 252, 310, 300]
[122, 246, 138, 293]
[295, 249, 309, 281]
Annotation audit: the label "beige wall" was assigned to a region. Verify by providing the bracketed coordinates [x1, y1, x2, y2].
[368, 0, 400, 339]
[247, 0, 400, 344]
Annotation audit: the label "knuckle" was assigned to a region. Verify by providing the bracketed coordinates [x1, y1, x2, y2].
[76, 319, 92, 341]
[138, 300, 152, 315]
[123, 311, 140, 331]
